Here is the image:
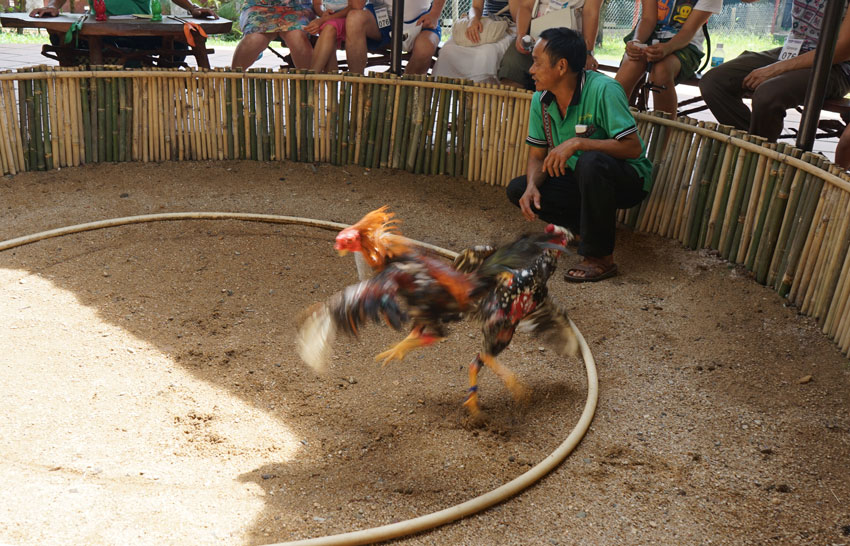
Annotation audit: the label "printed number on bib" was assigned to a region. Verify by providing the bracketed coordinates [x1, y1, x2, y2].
[374, 6, 391, 28]
[779, 38, 803, 61]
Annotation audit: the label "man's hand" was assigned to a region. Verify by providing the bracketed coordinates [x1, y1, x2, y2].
[644, 42, 670, 62]
[542, 138, 581, 177]
[30, 6, 60, 17]
[586, 51, 598, 70]
[189, 6, 217, 18]
[304, 14, 326, 34]
[417, 10, 440, 29]
[519, 184, 542, 221]
[465, 16, 482, 43]
[625, 40, 648, 61]
[515, 35, 531, 54]
[743, 62, 784, 90]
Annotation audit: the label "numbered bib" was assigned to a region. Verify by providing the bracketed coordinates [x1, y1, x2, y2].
[374, 6, 391, 29]
[779, 38, 803, 61]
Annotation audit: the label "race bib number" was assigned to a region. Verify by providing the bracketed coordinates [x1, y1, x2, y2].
[779, 38, 803, 61]
[374, 6, 391, 28]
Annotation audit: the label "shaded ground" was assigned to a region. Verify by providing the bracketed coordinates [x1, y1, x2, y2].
[0, 161, 848, 545]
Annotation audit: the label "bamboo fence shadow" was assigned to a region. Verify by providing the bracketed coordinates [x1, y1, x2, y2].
[2, 66, 850, 357]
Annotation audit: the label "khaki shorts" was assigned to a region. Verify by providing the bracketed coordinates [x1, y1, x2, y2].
[498, 45, 534, 90]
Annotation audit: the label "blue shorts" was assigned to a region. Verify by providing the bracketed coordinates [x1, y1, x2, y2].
[364, 3, 441, 50]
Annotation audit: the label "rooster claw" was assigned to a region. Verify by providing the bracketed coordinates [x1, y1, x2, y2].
[374, 348, 407, 366]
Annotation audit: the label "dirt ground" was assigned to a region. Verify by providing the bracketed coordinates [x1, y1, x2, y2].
[0, 160, 848, 546]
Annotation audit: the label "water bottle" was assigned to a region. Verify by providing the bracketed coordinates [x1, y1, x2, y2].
[150, 0, 162, 21]
[521, 35, 534, 53]
[711, 43, 725, 68]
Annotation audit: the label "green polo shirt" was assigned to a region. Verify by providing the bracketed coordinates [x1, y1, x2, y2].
[526, 70, 653, 192]
[104, 0, 151, 16]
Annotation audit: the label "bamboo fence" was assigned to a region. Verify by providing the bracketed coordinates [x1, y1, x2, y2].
[3, 66, 850, 357]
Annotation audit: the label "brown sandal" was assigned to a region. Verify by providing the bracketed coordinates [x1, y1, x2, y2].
[564, 262, 618, 283]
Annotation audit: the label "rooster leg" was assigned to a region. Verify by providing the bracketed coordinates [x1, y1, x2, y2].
[480, 353, 530, 404]
[374, 327, 442, 366]
[462, 356, 484, 418]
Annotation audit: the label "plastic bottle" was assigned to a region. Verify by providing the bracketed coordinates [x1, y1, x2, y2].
[711, 43, 725, 68]
[150, 0, 162, 21]
[521, 35, 534, 53]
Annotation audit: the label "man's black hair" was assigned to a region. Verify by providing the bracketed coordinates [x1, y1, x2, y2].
[539, 27, 586, 74]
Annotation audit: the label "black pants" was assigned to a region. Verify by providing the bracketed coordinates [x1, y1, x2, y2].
[506, 151, 647, 258]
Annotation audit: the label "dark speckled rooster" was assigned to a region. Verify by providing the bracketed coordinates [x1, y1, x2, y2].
[453, 224, 579, 418]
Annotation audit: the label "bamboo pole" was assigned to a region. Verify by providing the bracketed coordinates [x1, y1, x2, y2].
[31, 75, 46, 170]
[4, 79, 25, 171]
[801, 186, 842, 315]
[727, 134, 764, 260]
[778, 168, 825, 298]
[766, 151, 814, 287]
[406, 82, 424, 172]
[379, 78, 396, 169]
[668, 119, 702, 239]
[54, 74, 68, 168]
[693, 126, 731, 248]
[794, 185, 835, 307]
[812, 188, 850, 324]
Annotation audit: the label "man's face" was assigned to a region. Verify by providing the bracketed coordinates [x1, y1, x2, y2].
[529, 40, 564, 91]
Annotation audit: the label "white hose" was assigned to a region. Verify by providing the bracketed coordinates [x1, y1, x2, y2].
[0, 212, 598, 546]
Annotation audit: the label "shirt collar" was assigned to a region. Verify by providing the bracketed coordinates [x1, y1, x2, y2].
[541, 69, 586, 114]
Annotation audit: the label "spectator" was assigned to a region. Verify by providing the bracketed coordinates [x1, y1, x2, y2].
[344, 0, 445, 75]
[305, 0, 351, 72]
[615, 0, 719, 116]
[506, 27, 653, 282]
[232, 0, 315, 70]
[699, 0, 850, 142]
[431, 0, 514, 83]
[498, 0, 602, 90]
[29, 0, 216, 67]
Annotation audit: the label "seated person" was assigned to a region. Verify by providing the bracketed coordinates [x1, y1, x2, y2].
[614, 0, 719, 116]
[699, 0, 850, 142]
[305, 0, 351, 72]
[498, 0, 602, 90]
[344, 0, 445, 75]
[431, 0, 514, 83]
[29, 0, 216, 67]
[506, 27, 653, 282]
[232, 0, 316, 70]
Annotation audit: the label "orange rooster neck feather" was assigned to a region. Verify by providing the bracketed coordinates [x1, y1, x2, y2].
[348, 206, 410, 269]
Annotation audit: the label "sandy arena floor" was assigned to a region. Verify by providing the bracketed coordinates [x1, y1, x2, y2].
[0, 161, 848, 545]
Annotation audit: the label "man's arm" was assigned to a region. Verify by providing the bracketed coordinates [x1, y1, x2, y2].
[465, 0, 486, 42]
[171, 0, 218, 19]
[542, 132, 643, 176]
[509, 0, 535, 54]
[418, 0, 446, 28]
[519, 145, 549, 221]
[644, 9, 712, 62]
[30, 0, 69, 18]
[744, 8, 850, 89]
[582, 0, 603, 69]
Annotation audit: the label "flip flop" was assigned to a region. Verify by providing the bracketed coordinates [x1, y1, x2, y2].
[564, 262, 618, 283]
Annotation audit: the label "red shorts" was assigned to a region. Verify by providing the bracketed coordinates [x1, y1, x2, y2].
[318, 17, 346, 49]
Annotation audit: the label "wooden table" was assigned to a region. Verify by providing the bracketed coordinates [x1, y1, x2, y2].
[0, 12, 232, 68]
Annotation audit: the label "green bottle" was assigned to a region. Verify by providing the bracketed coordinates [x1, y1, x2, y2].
[150, 0, 162, 21]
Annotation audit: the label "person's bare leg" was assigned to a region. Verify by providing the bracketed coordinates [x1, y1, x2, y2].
[647, 55, 681, 115]
[281, 29, 313, 68]
[310, 25, 338, 72]
[403, 30, 438, 75]
[231, 32, 275, 70]
[614, 56, 648, 98]
[836, 123, 850, 169]
[345, 9, 380, 74]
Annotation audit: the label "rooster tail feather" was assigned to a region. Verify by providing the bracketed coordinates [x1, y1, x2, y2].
[517, 299, 579, 357]
[296, 303, 337, 374]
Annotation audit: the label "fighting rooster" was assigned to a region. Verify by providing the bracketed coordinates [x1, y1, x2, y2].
[453, 224, 579, 418]
[297, 207, 578, 418]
